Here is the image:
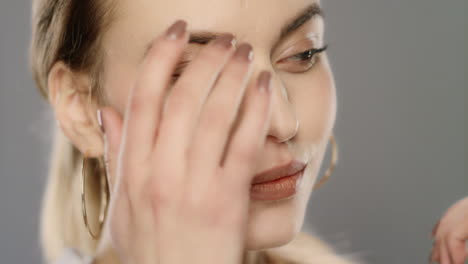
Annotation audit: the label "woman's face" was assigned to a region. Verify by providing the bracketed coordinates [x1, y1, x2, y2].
[99, 0, 336, 250]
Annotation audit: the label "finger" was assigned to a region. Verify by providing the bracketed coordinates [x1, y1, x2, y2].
[222, 70, 273, 188]
[154, 34, 236, 162]
[124, 19, 189, 163]
[99, 107, 123, 192]
[97, 107, 136, 261]
[431, 240, 441, 263]
[447, 237, 468, 264]
[429, 245, 438, 263]
[452, 221, 468, 263]
[455, 217, 468, 240]
[432, 220, 440, 238]
[440, 240, 451, 264]
[189, 43, 253, 187]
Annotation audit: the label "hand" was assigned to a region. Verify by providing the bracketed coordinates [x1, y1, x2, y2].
[429, 196, 468, 264]
[93, 19, 273, 264]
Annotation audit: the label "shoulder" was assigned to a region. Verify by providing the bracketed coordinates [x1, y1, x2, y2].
[262, 232, 359, 264]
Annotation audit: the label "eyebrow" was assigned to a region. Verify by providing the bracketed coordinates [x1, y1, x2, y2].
[143, 3, 323, 58]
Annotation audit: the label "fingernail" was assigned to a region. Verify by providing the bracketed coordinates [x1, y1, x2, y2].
[97, 109, 105, 133]
[234, 43, 254, 62]
[257, 71, 272, 93]
[165, 20, 187, 40]
[212, 34, 236, 49]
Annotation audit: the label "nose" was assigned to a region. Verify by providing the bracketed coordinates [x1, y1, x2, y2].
[265, 73, 299, 143]
[247, 60, 299, 143]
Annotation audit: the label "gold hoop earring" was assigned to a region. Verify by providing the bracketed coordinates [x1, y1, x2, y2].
[312, 133, 338, 190]
[81, 153, 109, 240]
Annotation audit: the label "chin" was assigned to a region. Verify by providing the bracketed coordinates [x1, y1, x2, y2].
[244, 222, 299, 250]
[244, 176, 314, 250]
[243, 164, 317, 251]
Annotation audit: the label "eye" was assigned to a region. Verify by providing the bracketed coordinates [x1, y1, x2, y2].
[171, 44, 329, 81]
[278, 44, 328, 73]
[171, 60, 190, 82]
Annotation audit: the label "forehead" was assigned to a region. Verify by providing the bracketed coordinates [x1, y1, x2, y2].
[110, 0, 321, 44]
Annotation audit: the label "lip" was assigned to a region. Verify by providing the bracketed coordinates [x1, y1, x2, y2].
[250, 166, 305, 201]
[251, 160, 307, 185]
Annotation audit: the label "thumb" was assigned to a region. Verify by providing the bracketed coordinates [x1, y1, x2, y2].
[98, 107, 123, 192]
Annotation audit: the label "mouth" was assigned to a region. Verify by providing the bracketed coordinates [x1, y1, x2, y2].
[251, 160, 307, 184]
[250, 165, 306, 201]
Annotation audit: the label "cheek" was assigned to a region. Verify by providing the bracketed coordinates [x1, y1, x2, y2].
[291, 60, 337, 142]
[101, 56, 140, 114]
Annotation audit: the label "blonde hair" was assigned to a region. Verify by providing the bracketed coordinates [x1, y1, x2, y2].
[30, 0, 113, 262]
[30, 1, 357, 263]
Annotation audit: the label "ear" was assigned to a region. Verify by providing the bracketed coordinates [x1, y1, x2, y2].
[48, 61, 104, 158]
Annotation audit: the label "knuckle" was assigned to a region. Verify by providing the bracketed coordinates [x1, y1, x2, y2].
[149, 186, 172, 210]
[148, 167, 182, 208]
[148, 180, 174, 211]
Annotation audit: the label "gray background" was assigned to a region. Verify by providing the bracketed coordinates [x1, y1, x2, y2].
[0, 1, 465, 263]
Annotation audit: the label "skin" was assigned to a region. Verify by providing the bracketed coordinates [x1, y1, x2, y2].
[48, 0, 336, 262]
[430, 197, 468, 264]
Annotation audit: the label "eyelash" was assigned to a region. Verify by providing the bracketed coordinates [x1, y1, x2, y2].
[171, 44, 328, 80]
[293, 45, 327, 61]
[282, 44, 328, 69]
